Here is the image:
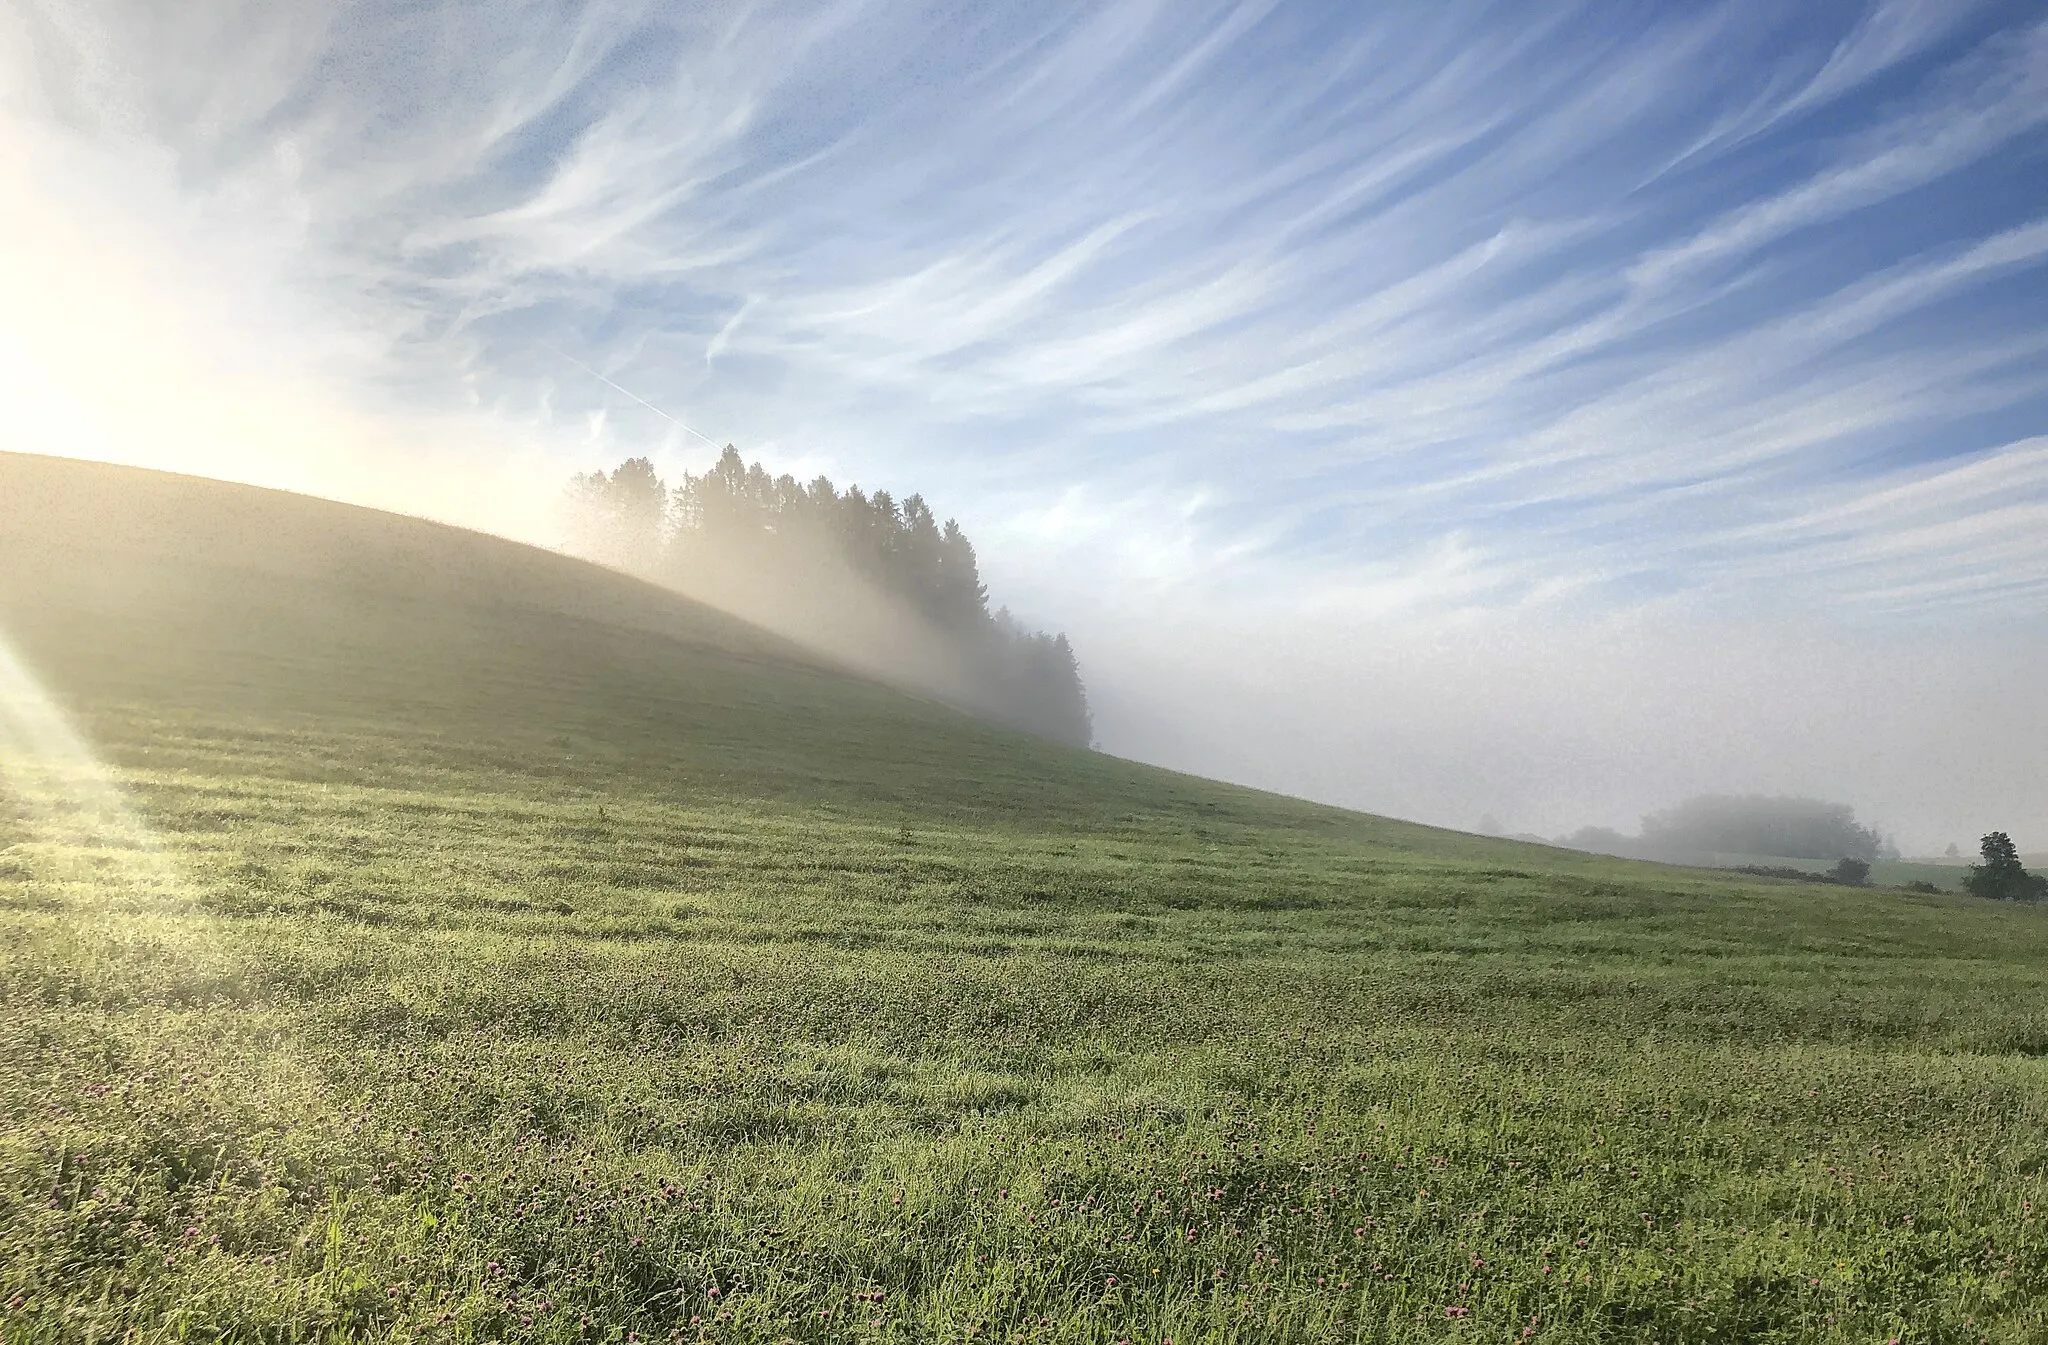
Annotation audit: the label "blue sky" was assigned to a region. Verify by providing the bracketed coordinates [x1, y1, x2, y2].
[4, 0, 2046, 845]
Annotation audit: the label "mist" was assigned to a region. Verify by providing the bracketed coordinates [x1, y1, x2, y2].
[609, 526, 1048, 741]
[1060, 599, 2048, 856]
[4, 0, 2046, 857]
[560, 453, 1093, 749]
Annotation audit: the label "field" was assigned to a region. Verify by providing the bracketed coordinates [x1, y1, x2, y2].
[3, 452, 2047, 1344]
[1680, 856, 1972, 894]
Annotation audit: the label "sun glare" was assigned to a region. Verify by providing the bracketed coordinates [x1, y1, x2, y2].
[0, 631, 178, 915]
[0, 121, 562, 547]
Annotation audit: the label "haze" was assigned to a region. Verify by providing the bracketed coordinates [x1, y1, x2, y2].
[3, 0, 2045, 852]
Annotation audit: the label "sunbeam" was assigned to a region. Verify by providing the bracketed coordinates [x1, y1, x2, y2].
[0, 629, 192, 932]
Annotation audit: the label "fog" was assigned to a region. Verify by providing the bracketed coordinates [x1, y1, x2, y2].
[582, 509, 1072, 746]
[1062, 601, 2048, 856]
[7, 344, 2044, 857]
[4, 152, 2041, 852]
[4, 157, 2042, 852]
[4, 3, 2045, 857]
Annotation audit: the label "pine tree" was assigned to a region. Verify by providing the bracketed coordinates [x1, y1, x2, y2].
[562, 457, 667, 574]
[566, 449, 1093, 748]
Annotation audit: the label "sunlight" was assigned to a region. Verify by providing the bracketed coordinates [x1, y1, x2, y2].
[0, 630, 179, 912]
[0, 118, 564, 547]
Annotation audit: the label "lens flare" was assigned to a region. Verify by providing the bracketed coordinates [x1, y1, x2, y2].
[0, 631, 184, 923]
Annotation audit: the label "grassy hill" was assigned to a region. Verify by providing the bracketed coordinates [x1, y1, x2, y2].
[3, 451, 2046, 1343]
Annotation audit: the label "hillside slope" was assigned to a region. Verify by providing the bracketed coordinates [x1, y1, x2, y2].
[3, 451, 2046, 1344]
[0, 451, 1506, 839]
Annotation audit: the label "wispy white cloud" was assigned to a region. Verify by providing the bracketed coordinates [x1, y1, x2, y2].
[1680, 0, 1998, 157]
[10, 0, 2047, 618]
[1629, 19, 2048, 292]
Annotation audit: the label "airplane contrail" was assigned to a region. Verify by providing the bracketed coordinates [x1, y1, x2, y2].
[539, 342, 724, 451]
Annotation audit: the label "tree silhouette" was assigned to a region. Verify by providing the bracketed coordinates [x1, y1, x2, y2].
[563, 457, 667, 573]
[562, 448, 1092, 748]
[1638, 795, 1884, 861]
[1965, 831, 2046, 901]
[1829, 857, 1871, 887]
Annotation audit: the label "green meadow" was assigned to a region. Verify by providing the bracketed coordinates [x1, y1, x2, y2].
[3, 453, 2046, 1344]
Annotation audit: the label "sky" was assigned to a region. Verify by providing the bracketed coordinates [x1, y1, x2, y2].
[3, 0, 2046, 851]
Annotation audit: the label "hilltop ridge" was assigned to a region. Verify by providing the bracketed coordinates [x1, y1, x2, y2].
[0, 451, 1485, 844]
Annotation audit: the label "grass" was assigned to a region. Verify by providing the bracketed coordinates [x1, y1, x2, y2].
[2, 452, 2046, 1344]
[1677, 855, 1973, 893]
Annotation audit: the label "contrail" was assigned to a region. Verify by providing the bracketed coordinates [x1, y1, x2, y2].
[539, 342, 725, 450]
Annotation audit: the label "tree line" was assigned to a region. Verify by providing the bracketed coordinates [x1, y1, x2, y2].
[1556, 794, 1899, 865]
[1555, 795, 2044, 901]
[1638, 794, 1898, 863]
[563, 449, 1092, 749]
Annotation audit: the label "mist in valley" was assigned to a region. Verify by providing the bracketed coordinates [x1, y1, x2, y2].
[1058, 598, 2048, 858]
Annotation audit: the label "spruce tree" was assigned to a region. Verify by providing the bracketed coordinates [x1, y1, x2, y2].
[568, 449, 1093, 748]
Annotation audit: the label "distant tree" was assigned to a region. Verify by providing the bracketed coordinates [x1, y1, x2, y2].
[1829, 857, 1871, 887]
[1943, 841, 1961, 859]
[1964, 832, 2048, 901]
[983, 619, 1092, 749]
[1638, 795, 1881, 862]
[1554, 826, 1644, 859]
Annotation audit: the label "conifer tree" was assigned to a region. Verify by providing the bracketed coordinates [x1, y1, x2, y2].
[563, 448, 1092, 747]
[563, 457, 667, 573]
